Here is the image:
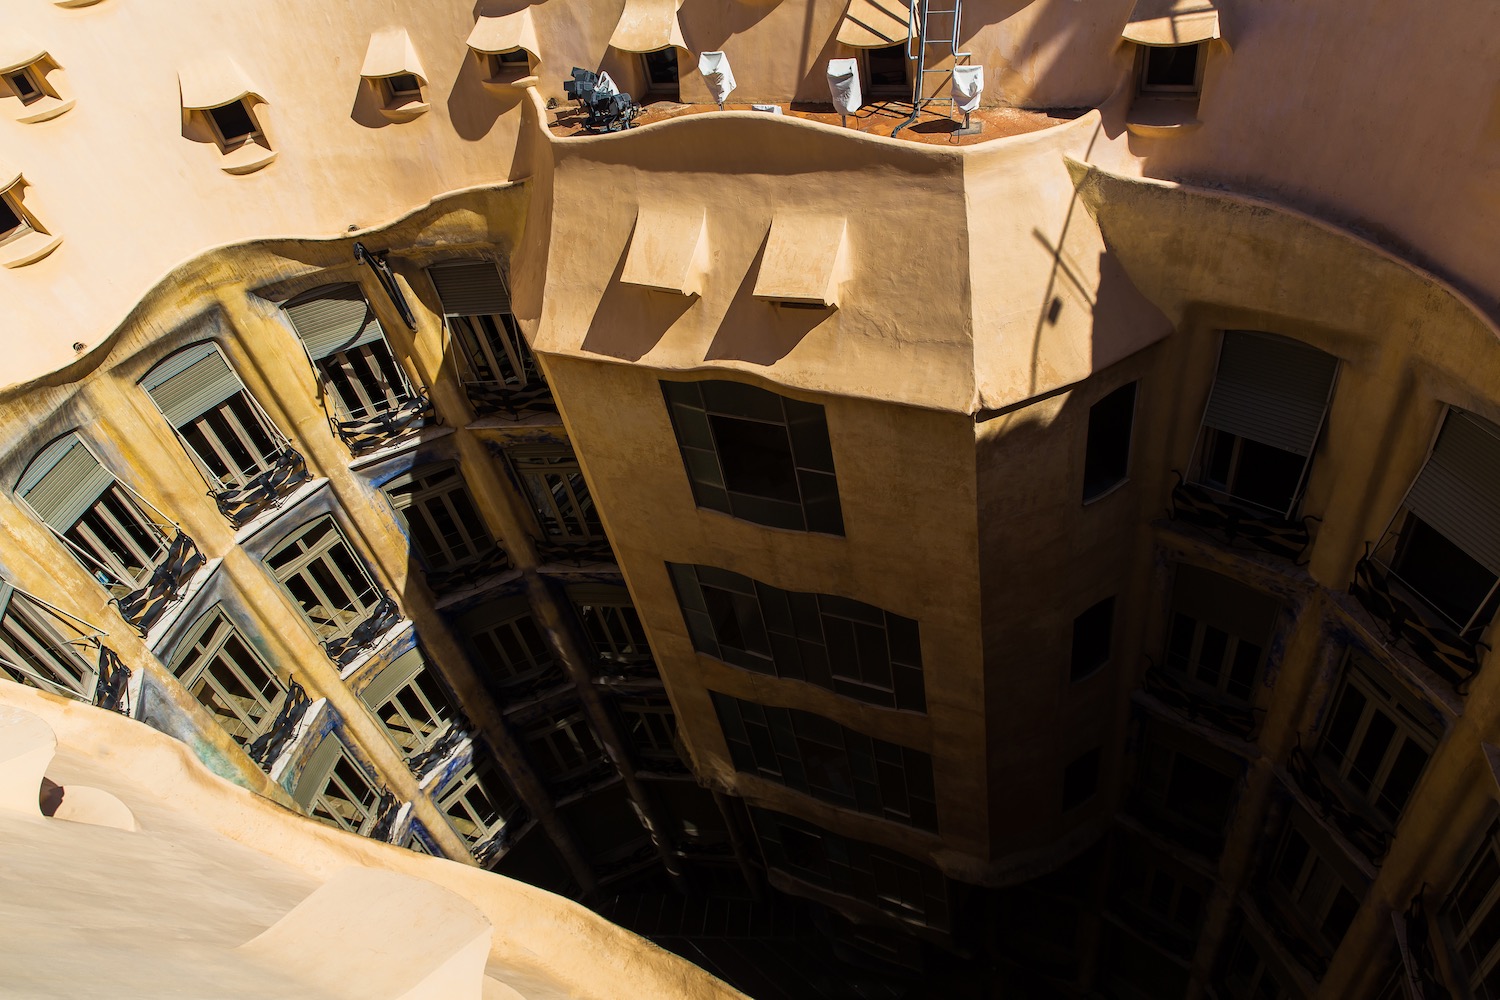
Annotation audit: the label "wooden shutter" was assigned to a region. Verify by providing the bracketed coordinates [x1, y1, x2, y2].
[1202, 331, 1338, 457]
[17, 435, 116, 531]
[1402, 409, 1500, 575]
[284, 284, 384, 360]
[360, 645, 426, 710]
[429, 261, 510, 316]
[141, 342, 243, 426]
[292, 735, 344, 808]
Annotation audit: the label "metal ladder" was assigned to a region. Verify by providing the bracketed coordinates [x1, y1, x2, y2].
[892, 0, 970, 136]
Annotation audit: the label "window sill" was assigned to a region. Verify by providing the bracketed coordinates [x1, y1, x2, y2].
[13, 95, 74, 124]
[1126, 97, 1202, 137]
[265, 698, 329, 784]
[232, 477, 330, 547]
[0, 229, 62, 268]
[432, 568, 523, 611]
[379, 98, 430, 123]
[347, 424, 455, 472]
[482, 74, 539, 93]
[1082, 476, 1130, 506]
[335, 618, 413, 680]
[142, 556, 223, 651]
[219, 142, 277, 175]
[53, 0, 105, 6]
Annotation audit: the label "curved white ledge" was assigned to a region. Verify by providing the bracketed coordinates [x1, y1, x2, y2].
[220, 144, 277, 175]
[15, 95, 75, 124]
[1, 230, 62, 268]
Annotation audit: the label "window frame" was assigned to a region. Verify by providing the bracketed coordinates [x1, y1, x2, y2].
[1137, 42, 1206, 96]
[295, 736, 385, 836]
[204, 97, 262, 149]
[506, 444, 605, 543]
[1162, 563, 1281, 708]
[438, 759, 517, 853]
[0, 581, 103, 700]
[170, 607, 287, 748]
[264, 516, 382, 644]
[359, 645, 460, 760]
[568, 584, 654, 671]
[453, 593, 562, 695]
[1082, 381, 1138, 503]
[383, 462, 500, 576]
[1265, 809, 1368, 966]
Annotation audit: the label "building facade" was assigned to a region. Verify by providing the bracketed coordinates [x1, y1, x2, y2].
[2, 0, 1499, 997]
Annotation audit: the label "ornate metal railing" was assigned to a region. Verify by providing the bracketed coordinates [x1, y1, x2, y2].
[92, 646, 131, 715]
[211, 447, 312, 528]
[491, 664, 571, 707]
[247, 678, 311, 769]
[1401, 893, 1445, 1000]
[1168, 476, 1318, 563]
[336, 396, 434, 456]
[463, 379, 556, 421]
[635, 750, 693, 777]
[367, 789, 402, 842]
[115, 530, 206, 635]
[1350, 557, 1487, 695]
[423, 547, 512, 595]
[322, 595, 403, 668]
[408, 718, 473, 776]
[534, 535, 615, 565]
[1287, 742, 1392, 862]
[595, 839, 658, 881]
[472, 811, 528, 868]
[1142, 657, 1263, 741]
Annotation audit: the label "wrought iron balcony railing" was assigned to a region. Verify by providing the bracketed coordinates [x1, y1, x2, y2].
[423, 547, 512, 595]
[247, 678, 312, 770]
[322, 595, 403, 668]
[1287, 742, 1392, 863]
[534, 535, 615, 565]
[473, 811, 528, 868]
[463, 379, 557, 421]
[1142, 658, 1263, 742]
[210, 446, 312, 528]
[408, 718, 473, 776]
[92, 646, 131, 715]
[115, 529, 206, 635]
[1350, 557, 1487, 695]
[547, 757, 618, 800]
[1168, 476, 1317, 564]
[368, 789, 402, 842]
[336, 396, 434, 456]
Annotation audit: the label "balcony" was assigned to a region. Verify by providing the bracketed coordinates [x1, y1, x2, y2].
[210, 446, 312, 528]
[1168, 477, 1315, 564]
[335, 395, 434, 457]
[1286, 743, 1392, 863]
[322, 594, 403, 668]
[1350, 557, 1488, 695]
[114, 529, 206, 635]
[463, 378, 556, 421]
[1141, 657, 1262, 742]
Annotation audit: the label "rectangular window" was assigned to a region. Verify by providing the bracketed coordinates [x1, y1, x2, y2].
[1107, 833, 1210, 958]
[207, 98, 260, 145]
[452, 594, 563, 697]
[1164, 564, 1280, 706]
[6, 68, 42, 104]
[864, 44, 907, 95]
[751, 807, 949, 930]
[616, 694, 681, 767]
[1193, 331, 1338, 518]
[18, 434, 171, 598]
[358, 645, 459, 759]
[641, 49, 678, 93]
[283, 284, 421, 425]
[1139, 43, 1204, 94]
[0, 581, 102, 700]
[517, 701, 611, 793]
[1220, 915, 1305, 1000]
[1131, 718, 1240, 857]
[0, 191, 25, 241]
[265, 517, 382, 643]
[1379, 408, 1500, 636]
[170, 608, 285, 747]
[438, 758, 520, 855]
[1265, 811, 1366, 968]
[661, 379, 843, 534]
[1062, 746, 1101, 811]
[569, 584, 655, 672]
[713, 692, 938, 831]
[294, 736, 384, 836]
[383, 463, 504, 582]
[669, 562, 924, 711]
[1316, 652, 1440, 834]
[1083, 382, 1137, 501]
[428, 260, 552, 417]
[506, 445, 604, 542]
[1070, 596, 1115, 681]
[141, 341, 287, 491]
[1448, 825, 1500, 999]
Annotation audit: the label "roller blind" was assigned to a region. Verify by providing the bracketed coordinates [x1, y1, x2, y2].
[360, 646, 427, 709]
[17, 435, 116, 531]
[429, 261, 510, 317]
[284, 285, 384, 360]
[1202, 331, 1338, 457]
[1402, 409, 1500, 576]
[292, 735, 344, 808]
[141, 342, 243, 426]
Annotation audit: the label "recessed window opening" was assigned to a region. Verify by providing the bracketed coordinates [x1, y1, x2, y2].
[0, 193, 26, 242]
[570, 585, 654, 670]
[207, 98, 259, 145]
[312, 752, 383, 834]
[1191, 331, 1338, 520]
[283, 285, 421, 427]
[1447, 823, 1500, 997]
[866, 44, 908, 96]
[6, 68, 42, 104]
[642, 49, 678, 94]
[385, 73, 421, 98]
[266, 518, 381, 642]
[1267, 816, 1364, 963]
[1083, 382, 1137, 501]
[490, 50, 530, 80]
[172, 609, 285, 747]
[384, 464, 499, 576]
[1164, 565, 1280, 706]
[455, 595, 559, 694]
[1070, 597, 1115, 681]
[1140, 43, 1202, 93]
[506, 446, 604, 542]
[439, 760, 517, 852]
[361, 646, 459, 759]
[0, 583, 102, 699]
[1062, 747, 1101, 811]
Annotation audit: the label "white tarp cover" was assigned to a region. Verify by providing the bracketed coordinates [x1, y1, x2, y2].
[698, 51, 736, 106]
[826, 58, 861, 115]
[951, 64, 983, 114]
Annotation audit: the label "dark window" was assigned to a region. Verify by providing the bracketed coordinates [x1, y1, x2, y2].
[661, 379, 843, 534]
[1108, 834, 1209, 959]
[383, 463, 503, 582]
[1062, 747, 1100, 811]
[498, 50, 529, 65]
[208, 99, 257, 143]
[1448, 825, 1500, 999]
[1265, 816, 1366, 966]
[1131, 719, 1239, 857]
[1082, 382, 1136, 501]
[713, 693, 938, 831]
[7, 70, 40, 102]
[569, 584, 654, 672]
[1070, 596, 1114, 681]
[386, 73, 421, 96]
[1141, 44, 1201, 90]
[0, 195, 21, 238]
[642, 50, 678, 89]
[506, 445, 604, 542]
[751, 807, 949, 929]
[670, 563, 924, 711]
[1164, 564, 1280, 706]
[518, 701, 611, 794]
[866, 45, 907, 93]
[1393, 513, 1499, 632]
[1202, 430, 1308, 514]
